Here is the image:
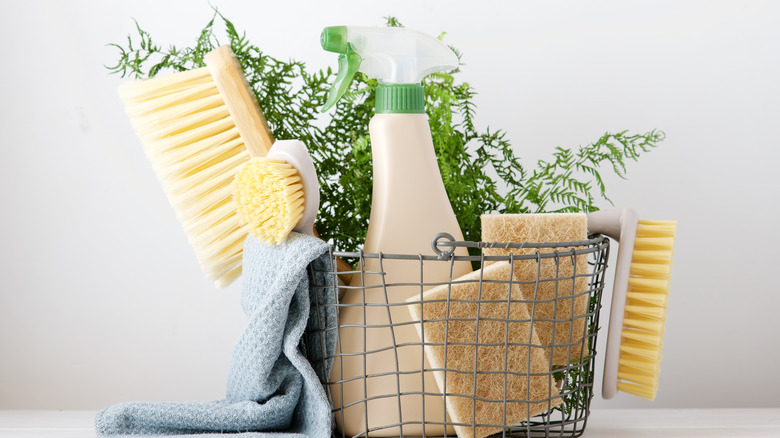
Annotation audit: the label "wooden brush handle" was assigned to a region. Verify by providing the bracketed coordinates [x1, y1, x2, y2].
[207, 45, 353, 284]
[205, 46, 275, 158]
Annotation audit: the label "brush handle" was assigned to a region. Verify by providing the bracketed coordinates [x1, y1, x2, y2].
[205, 46, 275, 158]
[587, 208, 638, 400]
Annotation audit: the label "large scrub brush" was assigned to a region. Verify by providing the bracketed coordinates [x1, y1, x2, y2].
[119, 46, 352, 286]
[118, 45, 274, 287]
[587, 208, 677, 400]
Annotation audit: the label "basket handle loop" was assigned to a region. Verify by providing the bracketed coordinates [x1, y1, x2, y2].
[431, 232, 456, 259]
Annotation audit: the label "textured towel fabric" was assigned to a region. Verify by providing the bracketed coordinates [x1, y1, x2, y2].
[95, 232, 338, 437]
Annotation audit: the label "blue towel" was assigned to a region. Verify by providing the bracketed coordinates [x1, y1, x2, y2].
[96, 232, 338, 437]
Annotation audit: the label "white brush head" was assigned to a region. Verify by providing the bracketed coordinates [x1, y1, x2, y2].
[266, 140, 320, 236]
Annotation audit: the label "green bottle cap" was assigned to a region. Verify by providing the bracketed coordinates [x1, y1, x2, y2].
[375, 84, 425, 114]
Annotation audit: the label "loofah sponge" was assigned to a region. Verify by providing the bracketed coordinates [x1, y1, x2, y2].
[481, 213, 589, 366]
[406, 262, 562, 438]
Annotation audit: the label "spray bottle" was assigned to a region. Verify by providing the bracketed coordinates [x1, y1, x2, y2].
[322, 26, 472, 436]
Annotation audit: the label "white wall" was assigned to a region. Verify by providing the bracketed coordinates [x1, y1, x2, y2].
[1, 0, 778, 410]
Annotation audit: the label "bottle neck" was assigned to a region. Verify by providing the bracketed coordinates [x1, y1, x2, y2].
[375, 84, 425, 114]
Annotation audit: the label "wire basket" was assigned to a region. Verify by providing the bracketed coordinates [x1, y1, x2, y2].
[306, 233, 610, 438]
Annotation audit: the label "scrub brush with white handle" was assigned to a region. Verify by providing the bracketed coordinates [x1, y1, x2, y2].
[233, 140, 320, 245]
[588, 208, 677, 401]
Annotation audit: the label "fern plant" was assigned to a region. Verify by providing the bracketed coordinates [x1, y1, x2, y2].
[107, 10, 664, 255]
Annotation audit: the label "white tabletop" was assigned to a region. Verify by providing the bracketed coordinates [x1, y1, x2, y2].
[585, 408, 780, 437]
[1, 408, 778, 437]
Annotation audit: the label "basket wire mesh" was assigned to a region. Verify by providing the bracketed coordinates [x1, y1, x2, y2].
[306, 234, 610, 438]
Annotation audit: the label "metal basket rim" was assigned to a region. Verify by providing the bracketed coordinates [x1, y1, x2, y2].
[327, 234, 609, 263]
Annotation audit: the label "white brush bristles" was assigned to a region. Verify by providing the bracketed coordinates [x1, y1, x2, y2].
[617, 219, 677, 401]
[119, 67, 252, 288]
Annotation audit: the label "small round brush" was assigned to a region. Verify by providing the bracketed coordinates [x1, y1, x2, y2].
[234, 140, 320, 245]
[234, 158, 305, 245]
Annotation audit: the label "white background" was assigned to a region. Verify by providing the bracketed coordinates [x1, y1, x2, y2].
[1, 0, 778, 411]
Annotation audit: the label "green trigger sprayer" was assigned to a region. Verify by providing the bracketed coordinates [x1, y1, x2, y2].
[321, 26, 472, 437]
[320, 25, 459, 112]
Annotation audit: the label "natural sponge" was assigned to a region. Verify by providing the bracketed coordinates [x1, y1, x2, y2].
[480, 213, 589, 366]
[406, 262, 562, 438]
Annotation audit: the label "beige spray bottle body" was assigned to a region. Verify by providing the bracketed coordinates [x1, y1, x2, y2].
[333, 113, 471, 437]
[320, 27, 472, 436]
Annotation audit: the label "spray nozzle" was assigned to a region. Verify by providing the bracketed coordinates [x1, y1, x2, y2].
[320, 26, 459, 113]
[321, 25, 349, 54]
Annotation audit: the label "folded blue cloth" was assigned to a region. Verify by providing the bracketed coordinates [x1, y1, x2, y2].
[96, 233, 338, 437]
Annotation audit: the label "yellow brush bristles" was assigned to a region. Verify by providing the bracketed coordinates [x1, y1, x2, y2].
[233, 157, 305, 245]
[118, 67, 253, 288]
[617, 219, 677, 400]
[117, 46, 276, 288]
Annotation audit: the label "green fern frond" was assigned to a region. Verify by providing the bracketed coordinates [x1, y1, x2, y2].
[107, 11, 665, 254]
